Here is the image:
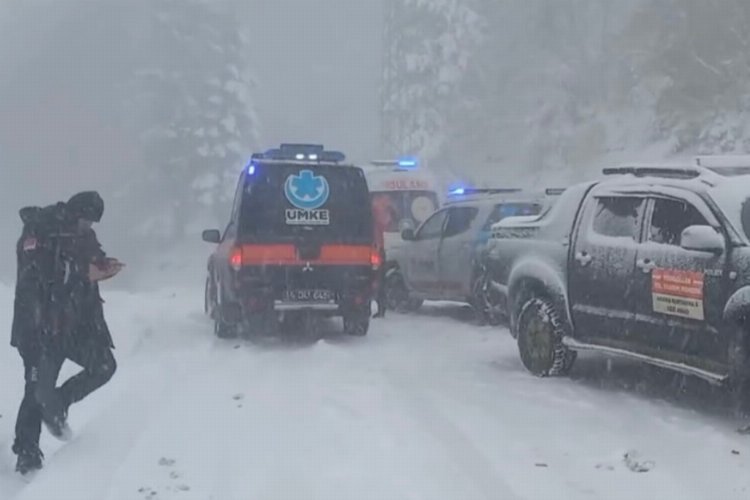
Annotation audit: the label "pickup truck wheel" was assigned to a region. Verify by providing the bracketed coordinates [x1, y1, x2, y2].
[471, 274, 503, 326]
[728, 324, 750, 417]
[385, 273, 422, 313]
[517, 297, 574, 376]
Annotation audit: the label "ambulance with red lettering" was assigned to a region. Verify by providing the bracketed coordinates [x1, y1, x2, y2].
[362, 158, 442, 254]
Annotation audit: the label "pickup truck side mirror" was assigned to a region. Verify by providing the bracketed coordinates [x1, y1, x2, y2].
[680, 225, 724, 253]
[202, 229, 222, 244]
[401, 228, 416, 241]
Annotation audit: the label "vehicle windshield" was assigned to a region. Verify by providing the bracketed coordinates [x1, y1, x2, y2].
[371, 190, 439, 233]
[710, 177, 750, 241]
[239, 163, 372, 243]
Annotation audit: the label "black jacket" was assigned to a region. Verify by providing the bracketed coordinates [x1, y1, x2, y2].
[67, 227, 113, 348]
[10, 203, 113, 352]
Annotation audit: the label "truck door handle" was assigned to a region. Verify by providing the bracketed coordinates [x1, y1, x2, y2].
[575, 251, 592, 266]
[637, 258, 656, 273]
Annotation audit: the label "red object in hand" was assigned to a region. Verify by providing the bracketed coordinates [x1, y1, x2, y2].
[89, 258, 125, 282]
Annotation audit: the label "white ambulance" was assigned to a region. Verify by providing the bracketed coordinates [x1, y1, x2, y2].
[362, 159, 442, 254]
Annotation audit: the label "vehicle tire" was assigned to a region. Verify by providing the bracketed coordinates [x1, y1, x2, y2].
[343, 309, 370, 336]
[205, 277, 217, 319]
[728, 323, 750, 417]
[385, 272, 422, 313]
[213, 285, 239, 339]
[516, 297, 575, 376]
[242, 309, 277, 340]
[214, 316, 237, 339]
[470, 274, 503, 326]
[406, 298, 424, 312]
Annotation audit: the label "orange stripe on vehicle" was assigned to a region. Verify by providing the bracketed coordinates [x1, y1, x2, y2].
[318, 245, 372, 264]
[241, 244, 297, 265]
[238, 244, 373, 266]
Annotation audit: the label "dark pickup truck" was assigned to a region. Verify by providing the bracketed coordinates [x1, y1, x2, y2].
[485, 160, 750, 401]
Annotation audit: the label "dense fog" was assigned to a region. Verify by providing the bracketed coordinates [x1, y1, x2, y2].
[2, 1, 750, 282]
[0, 1, 381, 283]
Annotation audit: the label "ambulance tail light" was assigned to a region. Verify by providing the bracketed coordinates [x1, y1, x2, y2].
[230, 247, 244, 271]
[371, 247, 383, 270]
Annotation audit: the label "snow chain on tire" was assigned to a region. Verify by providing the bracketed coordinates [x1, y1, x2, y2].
[518, 297, 573, 377]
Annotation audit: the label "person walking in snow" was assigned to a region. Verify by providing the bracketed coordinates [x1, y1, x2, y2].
[10, 191, 123, 474]
[372, 202, 388, 319]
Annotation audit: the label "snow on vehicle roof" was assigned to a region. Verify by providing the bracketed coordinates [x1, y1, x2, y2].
[491, 214, 540, 228]
[598, 163, 731, 193]
[596, 161, 750, 241]
[490, 182, 597, 236]
[445, 190, 545, 207]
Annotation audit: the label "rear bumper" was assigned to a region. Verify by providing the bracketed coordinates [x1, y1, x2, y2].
[226, 264, 374, 316]
[273, 301, 339, 312]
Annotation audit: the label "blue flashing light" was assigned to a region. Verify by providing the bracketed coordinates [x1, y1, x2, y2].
[448, 187, 523, 197]
[280, 143, 324, 155]
[248, 164, 256, 175]
[398, 157, 418, 169]
[255, 144, 346, 163]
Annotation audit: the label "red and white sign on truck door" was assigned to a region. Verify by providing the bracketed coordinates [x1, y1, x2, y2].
[651, 268, 705, 321]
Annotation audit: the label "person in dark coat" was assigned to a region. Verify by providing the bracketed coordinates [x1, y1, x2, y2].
[370, 198, 390, 319]
[11, 191, 123, 475]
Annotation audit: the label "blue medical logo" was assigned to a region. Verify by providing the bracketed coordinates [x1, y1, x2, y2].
[284, 169, 330, 210]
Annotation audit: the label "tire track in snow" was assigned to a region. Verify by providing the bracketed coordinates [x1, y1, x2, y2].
[7, 335, 215, 500]
[383, 370, 524, 500]
[100, 338, 240, 500]
[10, 359, 179, 500]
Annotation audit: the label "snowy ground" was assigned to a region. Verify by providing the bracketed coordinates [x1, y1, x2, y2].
[1, 286, 750, 500]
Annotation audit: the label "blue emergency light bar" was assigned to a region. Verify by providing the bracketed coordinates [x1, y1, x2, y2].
[602, 166, 700, 179]
[448, 187, 523, 197]
[371, 157, 419, 170]
[251, 143, 346, 163]
[398, 157, 418, 168]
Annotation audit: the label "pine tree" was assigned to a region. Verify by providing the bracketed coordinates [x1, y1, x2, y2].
[619, 0, 750, 154]
[0, 0, 260, 243]
[119, 0, 260, 239]
[383, 0, 482, 169]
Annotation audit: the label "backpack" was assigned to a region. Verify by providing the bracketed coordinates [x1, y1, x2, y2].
[11, 203, 76, 348]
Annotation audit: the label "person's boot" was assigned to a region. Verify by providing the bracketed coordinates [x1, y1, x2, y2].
[13, 443, 43, 475]
[41, 399, 72, 442]
[372, 302, 386, 318]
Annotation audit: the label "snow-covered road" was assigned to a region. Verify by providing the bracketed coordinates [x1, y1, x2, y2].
[2, 286, 750, 500]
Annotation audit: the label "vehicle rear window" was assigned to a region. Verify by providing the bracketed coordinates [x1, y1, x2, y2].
[482, 202, 542, 231]
[592, 196, 645, 240]
[238, 163, 373, 243]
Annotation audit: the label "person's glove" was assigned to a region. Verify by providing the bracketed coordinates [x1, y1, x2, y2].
[89, 258, 125, 282]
